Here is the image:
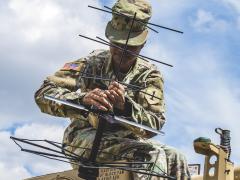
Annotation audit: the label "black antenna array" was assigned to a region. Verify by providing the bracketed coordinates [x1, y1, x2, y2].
[77, 4, 183, 100]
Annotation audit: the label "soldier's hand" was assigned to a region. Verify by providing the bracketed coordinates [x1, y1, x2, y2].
[82, 88, 112, 111]
[106, 81, 126, 110]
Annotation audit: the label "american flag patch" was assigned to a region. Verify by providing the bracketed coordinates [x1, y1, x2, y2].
[61, 63, 81, 71]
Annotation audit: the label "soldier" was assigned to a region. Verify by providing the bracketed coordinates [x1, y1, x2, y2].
[35, 0, 190, 179]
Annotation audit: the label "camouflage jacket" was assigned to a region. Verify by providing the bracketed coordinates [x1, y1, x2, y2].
[35, 49, 165, 139]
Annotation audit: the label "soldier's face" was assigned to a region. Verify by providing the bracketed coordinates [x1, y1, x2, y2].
[110, 42, 144, 69]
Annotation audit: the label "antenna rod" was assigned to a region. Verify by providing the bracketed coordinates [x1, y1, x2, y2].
[104, 5, 183, 34]
[96, 36, 173, 67]
[79, 74, 161, 100]
[88, 5, 158, 33]
[88, 5, 183, 34]
[79, 71, 145, 90]
[78, 34, 173, 67]
[103, 5, 158, 33]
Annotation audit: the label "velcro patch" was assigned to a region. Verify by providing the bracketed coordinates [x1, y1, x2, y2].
[144, 88, 162, 105]
[61, 63, 81, 71]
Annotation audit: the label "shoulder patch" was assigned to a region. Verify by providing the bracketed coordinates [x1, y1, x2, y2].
[144, 87, 162, 105]
[61, 62, 82, 72]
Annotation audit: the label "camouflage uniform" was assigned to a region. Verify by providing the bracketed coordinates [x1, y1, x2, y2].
[35, 0, 190, 179]
[35, 50, 190, 179]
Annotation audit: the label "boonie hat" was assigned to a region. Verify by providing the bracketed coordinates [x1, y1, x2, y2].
[105, 0, 152, 46]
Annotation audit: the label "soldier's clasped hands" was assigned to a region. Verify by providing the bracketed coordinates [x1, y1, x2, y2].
[82, 88, 112, 111]
[82, 81, 126, 111]
[106, 81, 125, 111]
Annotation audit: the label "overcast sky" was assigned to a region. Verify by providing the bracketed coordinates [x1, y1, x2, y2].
[0, 0, 240, 179]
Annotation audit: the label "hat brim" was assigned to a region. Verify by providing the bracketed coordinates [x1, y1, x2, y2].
[105, 21, 148, 46]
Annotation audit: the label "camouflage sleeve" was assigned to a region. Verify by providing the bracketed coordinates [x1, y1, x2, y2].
[123, 68, 165, 138]
[34, 59, 89, 119]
